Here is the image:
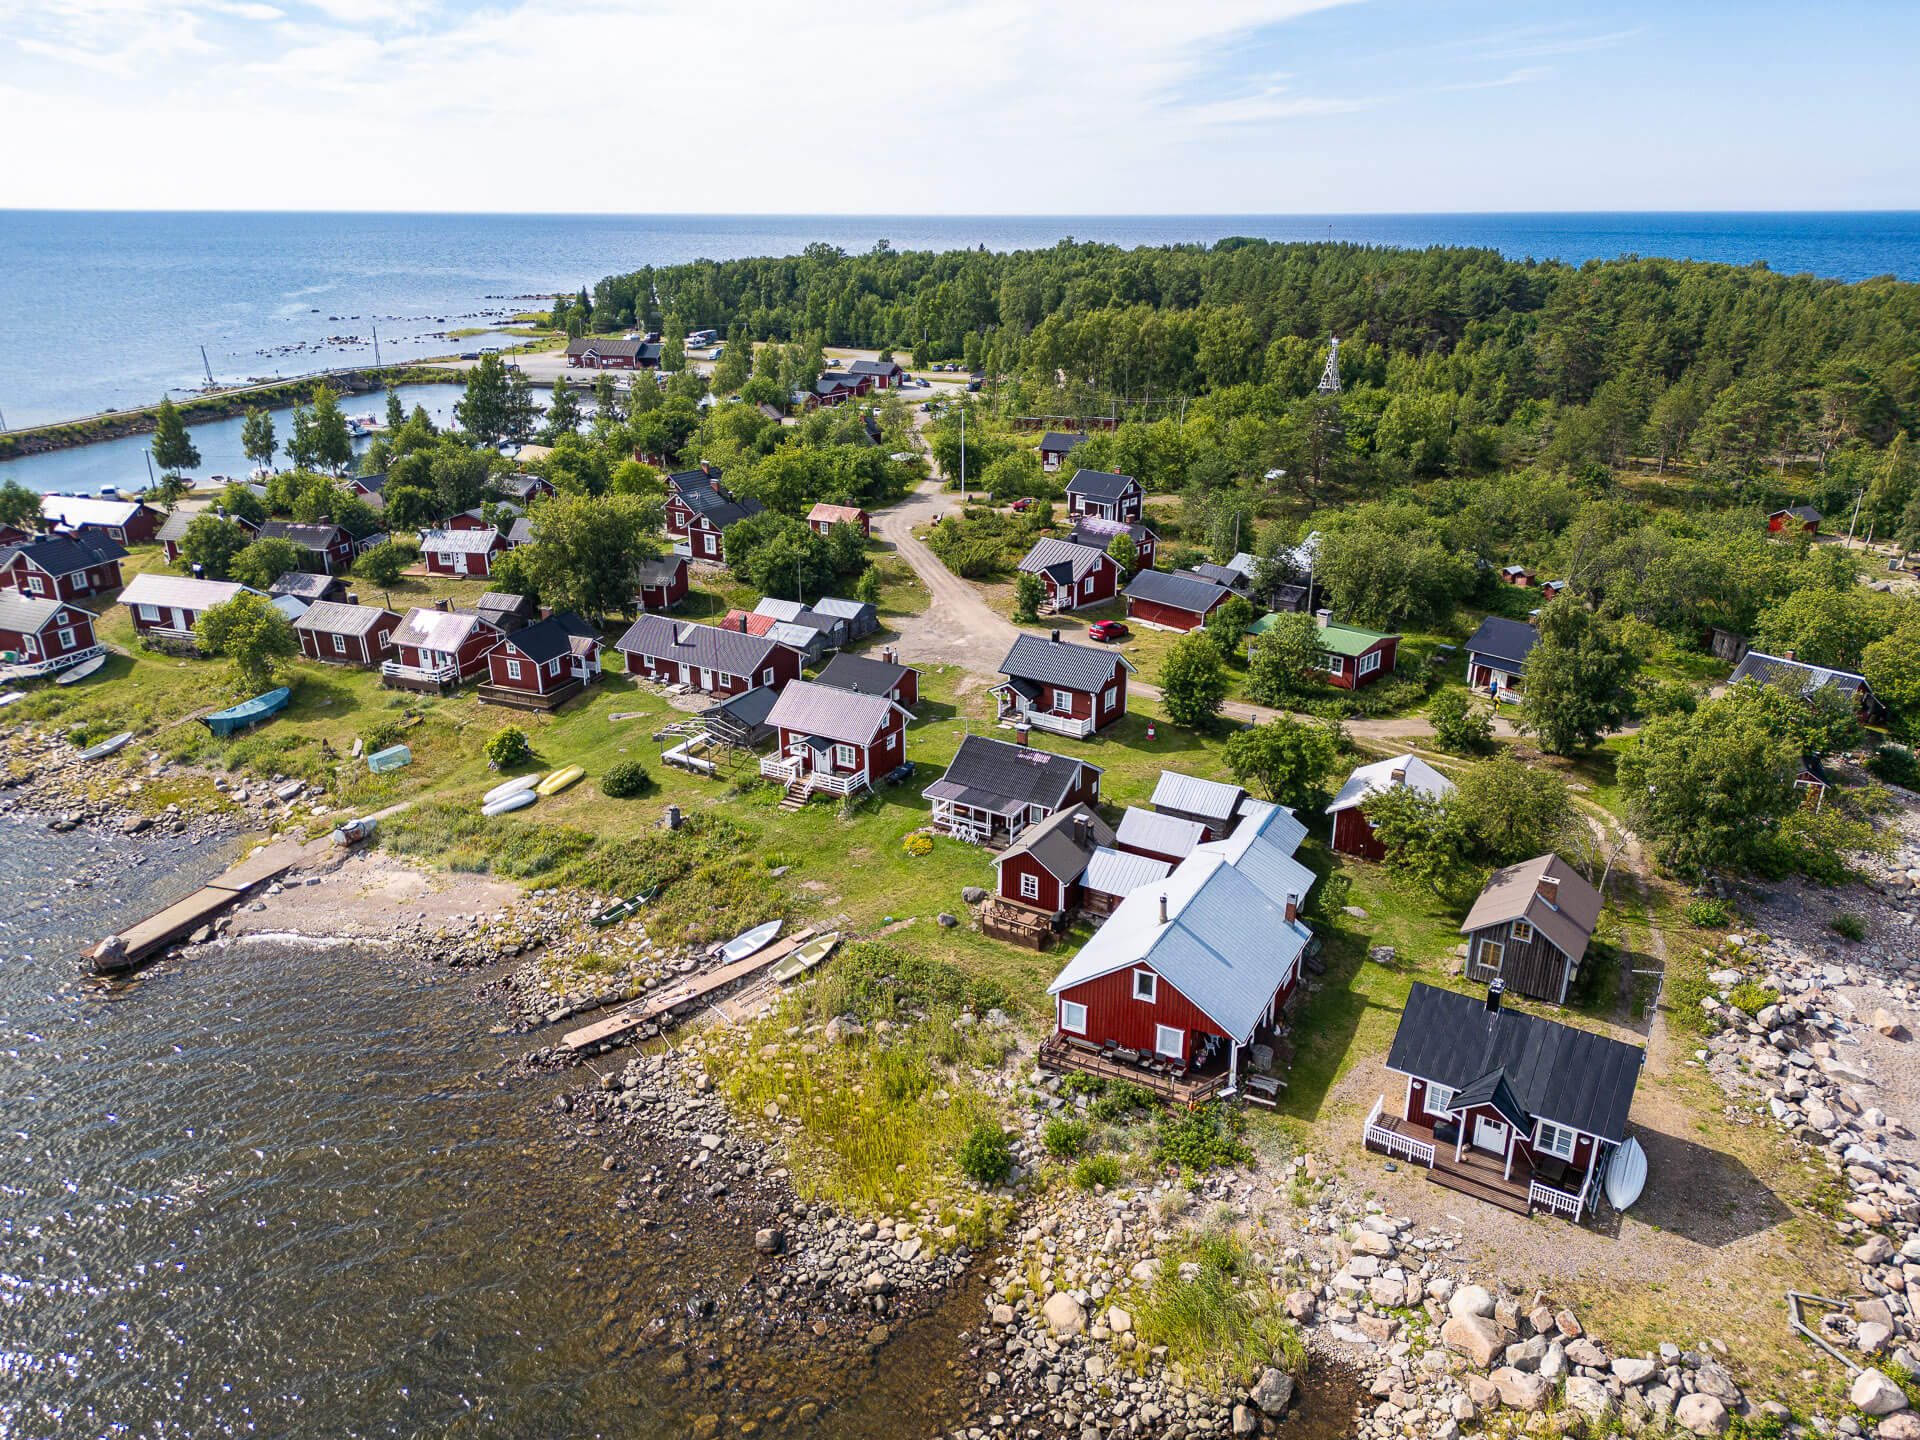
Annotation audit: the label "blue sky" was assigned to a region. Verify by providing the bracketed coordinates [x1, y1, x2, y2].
[2, 0, 1914, 212]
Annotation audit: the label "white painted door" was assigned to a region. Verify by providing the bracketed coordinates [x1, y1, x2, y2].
[1472, 1114, 1509, 1156]
[695, 668, 710, 691]
[454, 552, 468, 575]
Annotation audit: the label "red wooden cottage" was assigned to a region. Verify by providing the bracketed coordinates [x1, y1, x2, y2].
[664, 468, 764, 564]
[925, 734, 1102, 845]
[1064, 469, 1144, 523]
[1768, 506, 1821, 535]
[807, 373, 873, 408]
[1036, 431, 1088, 473]
[845, 358, 907, 390]
[293, 601, 399, 667]
[446, 507, 508, 533]
[991, 630, 1132, 738]
[1122, 568, 1230, 632]
[1080, 846, 1173, 919]
[38, 495, 162, 545]
[118, 573, 263, 644]
[0, 593, 103, 676]
[1311, 613, 1400, 690]
[1045, 804, 1315, 1090]
[1067, 516, 1158, 572]
[1326, 753, 1454, 861]
[807, 502, 871, 539]
[565, 337, 662, 369]
[613, 614, 802, 698]
[419, 527, 508, 578]
[1367, 981, 1644, 1221]
[382, 605, 503, 692]
[761, 679, 911, 802]
[991, 804, 1114, 917]
[815, 648, 920, 708]
[0, 534, 129, 602]
[256, 519, 356, 575]
[632, 554, 690, 612]
[480, 612, 603, 710]
[1018, 537, 1122, 613]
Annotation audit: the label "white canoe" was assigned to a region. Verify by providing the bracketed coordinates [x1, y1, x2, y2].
[482, 790, 536, 818]
[483, 773, 541, 806]
[56, 654, 106, 686]
[79, 731, 133, 761]
[716, 918, 781, 964]
[1604, 1136, 1647, 1212]
[0, 691, 25, 708]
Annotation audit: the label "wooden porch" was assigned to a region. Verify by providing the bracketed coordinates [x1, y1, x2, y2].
[478, 678, 585, 711]
[1363, 1102, 1589, 1220]
[1038, 1033, 1231, 1107]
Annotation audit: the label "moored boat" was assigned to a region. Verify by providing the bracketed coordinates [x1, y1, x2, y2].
[770, 931, 839, 983]
[714, 918, 781, 963]
[589, 885, 660, 928]
[199, 685, 292, 736]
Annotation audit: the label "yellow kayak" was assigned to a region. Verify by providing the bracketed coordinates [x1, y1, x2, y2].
[536, 765, 585, 796]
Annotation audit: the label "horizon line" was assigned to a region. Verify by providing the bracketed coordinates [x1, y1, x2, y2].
[5, 207, 1920, 220]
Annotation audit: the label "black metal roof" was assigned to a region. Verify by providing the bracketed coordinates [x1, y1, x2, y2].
[1123, 567, 1229, 614]
[927, 734, 1100, 811]
[1465, 615, 1540, 670]
[1065, 468, 1139, 501]
[999, 632, 1122, 692]
[1729, 649, 1871, 703]
[1038, 431, 1088, 454]
[1385, 983, 1644, 1142]
[614, 614, 789, 673]
[816, 651, 914, 696]
[0, 533, 128, 576]
[502, 612, 598, 665]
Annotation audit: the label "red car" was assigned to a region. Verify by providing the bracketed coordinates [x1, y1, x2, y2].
[1009, 496, 1039, 512]
[1087, 619, 1129, 642]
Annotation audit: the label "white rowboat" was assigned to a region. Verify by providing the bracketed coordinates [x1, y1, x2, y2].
[482, 790, 536, 817]
[714, 918, 781, 964]
[56, 654, 106, 686]
[1604, 1136, 1647, 1212]
[483, 773, 541, 806]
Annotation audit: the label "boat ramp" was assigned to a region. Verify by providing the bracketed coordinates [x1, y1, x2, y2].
[563, 926, 817, 1053]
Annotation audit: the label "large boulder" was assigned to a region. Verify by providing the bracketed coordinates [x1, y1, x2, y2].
[1369, 1276, 1407, 1309]
[1565, 1338, 1608, 1368]
[1250, 1367, 1295, 1415]
[1448, 1284, 1496, 1319]
[1354, 1229, 1395, 1257]
[1878, 1414, 1920, 1439]
[1041, 1291, 1086, 1337]
[1441, 1314, 1505, 1369]
[1490, 1366, 1550, 1412]
[1612, 1356, 1660, 1386]
[1564, 1376, 1614, 1422]
[1674, 1394, 1730, 1436]
[1855, 1368, 1912, 1417]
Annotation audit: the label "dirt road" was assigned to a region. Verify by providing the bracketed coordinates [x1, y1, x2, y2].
[870, 477, 1020, 674]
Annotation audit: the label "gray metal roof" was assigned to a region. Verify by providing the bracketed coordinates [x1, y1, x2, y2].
[1384, 982, 1644, 1142]
[269, 571, 337, 600]
[763, 679, 901, 744]
[808, 596, 874, 622]
[258, 520, 345, 551]
[420, 527, 503, 554]
[294, 601, 393, 636]
[998, 631, 1127, 692]
[1082, 846, 1171, 899]
[392, 607, 497, 651]
[1116, 806, 1206, 859]
[1150, 771, 1245, 824]
[1124, 567, 1230, 615]
[0, 592, 93, 631]
[924, 734, 1099, 812]
[119, 573, 260, 610]
[1465, 616, 1540, 671]
[993, 803, 1114, 881]
[1065, 468, 1139, 501]
[1327, 754, 1454, 814]
[1019, 536, 1113, 586]
[38, 495, 152, 528]
[613, 614, 791, 675]
[632, 555, 685, 587]
[156, 510, 195, 543]
[754, 597, 807, 622]
[1037, 431, 1087, 454]
[1729, 650, 1872, 703]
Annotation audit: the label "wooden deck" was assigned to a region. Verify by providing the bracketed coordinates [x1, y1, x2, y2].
[1037, 1034, 1230, 1106]
[1364, 1111, 1580, 1218]
[980, 899, 1054, 951]
[563, 927, 817, 1052]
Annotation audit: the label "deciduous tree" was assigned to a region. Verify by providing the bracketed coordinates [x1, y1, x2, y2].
[1619, 699, 1801, 876]
[241, 407, 277, 469]
[1517, 597, 1640, 754]
[1222, 718, 1338, 810]
[229, 537, 305, 591]
[194, 591, 298, 694]
[517, 493, 659, 623]
[1158, 632, 1228, 727]
[152, 397, 200, 475]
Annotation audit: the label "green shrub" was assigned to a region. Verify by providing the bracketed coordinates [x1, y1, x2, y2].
[1042, 1118, 1090, 1159]
[1830, 914, 1867, 942]
[600, 760, 652, 798]
[1073, 1155, 1122, 1190]
[1684, 897, 1732, 928]
[485, 725, 532, 768]
[1726, 982, 1772, 1015]
[1870, 744, 1920, 790]
[362, 719, 405, 753]
[1155, 1102, 1250, 1170]
[1134, 1228, 1305, 1385]
[957, 1123, 1012, 1186]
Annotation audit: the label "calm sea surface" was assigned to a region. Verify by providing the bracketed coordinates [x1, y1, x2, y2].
[1, 211, 1917, 432]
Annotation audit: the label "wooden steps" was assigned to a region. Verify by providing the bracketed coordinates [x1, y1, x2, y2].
[1426, 1163, 1532, 1216]
[777, 781, 810, 812]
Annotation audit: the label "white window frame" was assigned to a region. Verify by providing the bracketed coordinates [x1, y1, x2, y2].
[762, 666, 774, 686]
[1101, 685, 1117, 710]
[1060, 1000, 1088, 1034]
[1019, 872, 1041, 901]
[56, 628, 75, 649]
[1425, 1083, 1456, 1114]
[1082, 574, 1095, 595]
[1052, 687, 1075, 715]
[137, 604, 160, 621]
[1511, 919, 1534, 944]
[30, 576, 48, 594]
[22, 635, 39, 657]
[1133, 969, 1157, 1004]
[1154, 1023, 1184, 1060]
[835, 743, 857, 769]
[718, 672, 734, 689]
[331, 633, 347, 654]
[505, 658, 522, 680]
[1535, 1121, 1578, 1160]
[547, 657, 561, 676]
[1358, 649, 1382, 677]
[1319, 651, 1343, 674]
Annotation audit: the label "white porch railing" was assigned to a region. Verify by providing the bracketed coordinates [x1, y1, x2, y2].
[761, 753, 866, 797]
[809, 770, 863, 796]
[2, 644, 106, 678]
[382, 659, 460, 684]
[931, 801, 989, 845]
[1528, 1178, 1583, 1220]
[1362, 1095, 1436, 1166]
[1022, 709, 1096, 739]
[761, 753, 804, 784]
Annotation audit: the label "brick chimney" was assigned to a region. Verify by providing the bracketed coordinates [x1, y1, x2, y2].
[318, 514, 332, 528]
[434, 597, 451, 612]
[1389, 765, 1407, 785]
[1536, 875, 1560, 907]
[1315, 608, 1332, 628]
[1284, 893, 1298, 923]
[1485, 977, 1505, 1014]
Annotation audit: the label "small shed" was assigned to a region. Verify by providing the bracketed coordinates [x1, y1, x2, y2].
[1326, 753, 1454, 861]
[1459, 854, 1603, 1005]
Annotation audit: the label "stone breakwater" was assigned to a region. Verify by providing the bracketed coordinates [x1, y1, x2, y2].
[1699, 925, 1920, 1436]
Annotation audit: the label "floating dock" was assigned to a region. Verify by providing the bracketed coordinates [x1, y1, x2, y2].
[88, 839, 311, 974]
[563, 927, 815, 1052]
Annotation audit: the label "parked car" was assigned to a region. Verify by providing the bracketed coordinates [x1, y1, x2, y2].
[1087, 619, 1130, 642]
[1009, 496, 1038, 512]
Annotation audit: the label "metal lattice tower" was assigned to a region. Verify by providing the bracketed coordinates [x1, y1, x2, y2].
[1317, 335, 1342, 395]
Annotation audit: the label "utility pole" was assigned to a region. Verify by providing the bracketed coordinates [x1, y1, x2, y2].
[959, 405, 966, 502]
[1848, 487, 1866, 543]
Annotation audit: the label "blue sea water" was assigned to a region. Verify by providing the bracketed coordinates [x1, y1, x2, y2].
[1, 210, 1916, 434]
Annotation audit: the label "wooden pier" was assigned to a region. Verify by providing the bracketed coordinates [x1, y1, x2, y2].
[563, 927, 816, 1052]
[88, 838, 313, 974]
